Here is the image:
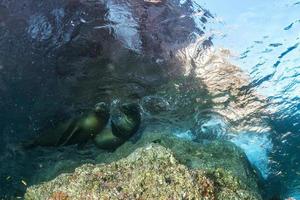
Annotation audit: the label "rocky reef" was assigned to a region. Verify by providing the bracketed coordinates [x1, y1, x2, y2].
[25, 128, 263, 200]
[0, 0, 271, 198]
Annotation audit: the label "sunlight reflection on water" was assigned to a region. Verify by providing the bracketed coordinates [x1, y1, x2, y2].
[197, 0, 300, 198]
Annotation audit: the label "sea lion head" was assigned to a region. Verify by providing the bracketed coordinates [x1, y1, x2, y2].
[94, 102, 109, 116]
[119, 103, 141, 119]
[110, 102, 141, 140]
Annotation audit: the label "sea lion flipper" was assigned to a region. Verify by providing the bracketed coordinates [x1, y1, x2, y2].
[58, 126, 80, 146]
[23, 127, 63, 149]
[55, 119, 78, 146]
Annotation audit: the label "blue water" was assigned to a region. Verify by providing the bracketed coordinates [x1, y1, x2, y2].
[198, 0, 300, 198]
[0, 0, 299, 199]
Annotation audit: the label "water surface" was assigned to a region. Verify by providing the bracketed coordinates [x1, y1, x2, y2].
[199, 0, 300, 198]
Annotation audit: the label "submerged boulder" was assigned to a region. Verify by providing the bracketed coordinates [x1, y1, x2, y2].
[25, 142, 262, 200]
[101, 127, 263, 194]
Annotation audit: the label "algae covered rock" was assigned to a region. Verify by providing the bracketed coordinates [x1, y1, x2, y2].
[98, 127, 262, 193]
[25, 144, 262, 200]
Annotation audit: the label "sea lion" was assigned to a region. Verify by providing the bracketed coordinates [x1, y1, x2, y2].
[57, 102, 110, 146]
[93, 126, 124, 150]
[94, 102, 141, 150]
[23, 118, 77, 148]
[24, 102, 109, 148]
[111, 103, 141, 140]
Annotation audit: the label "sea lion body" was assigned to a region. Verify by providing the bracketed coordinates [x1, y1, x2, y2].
[61, 110, 109, 146]
[23, 119, 77, 148]
[93, 125, 124, 150]
[24, 102, 109, 149]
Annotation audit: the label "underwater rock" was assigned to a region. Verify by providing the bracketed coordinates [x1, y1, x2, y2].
[0, 5, 9, 23]
[141, 95, 170, 114]
[194, 110, 230, 140]
[103, 127, 263, 192]
[25, 144, 262, 200]
[25, 102, 109, 148]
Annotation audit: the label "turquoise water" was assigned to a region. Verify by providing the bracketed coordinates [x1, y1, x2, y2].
[199, 0, 300, 198]
[0, 0, 299, 199]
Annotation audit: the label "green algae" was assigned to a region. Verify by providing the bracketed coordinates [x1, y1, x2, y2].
[25, 144, 262, 200]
